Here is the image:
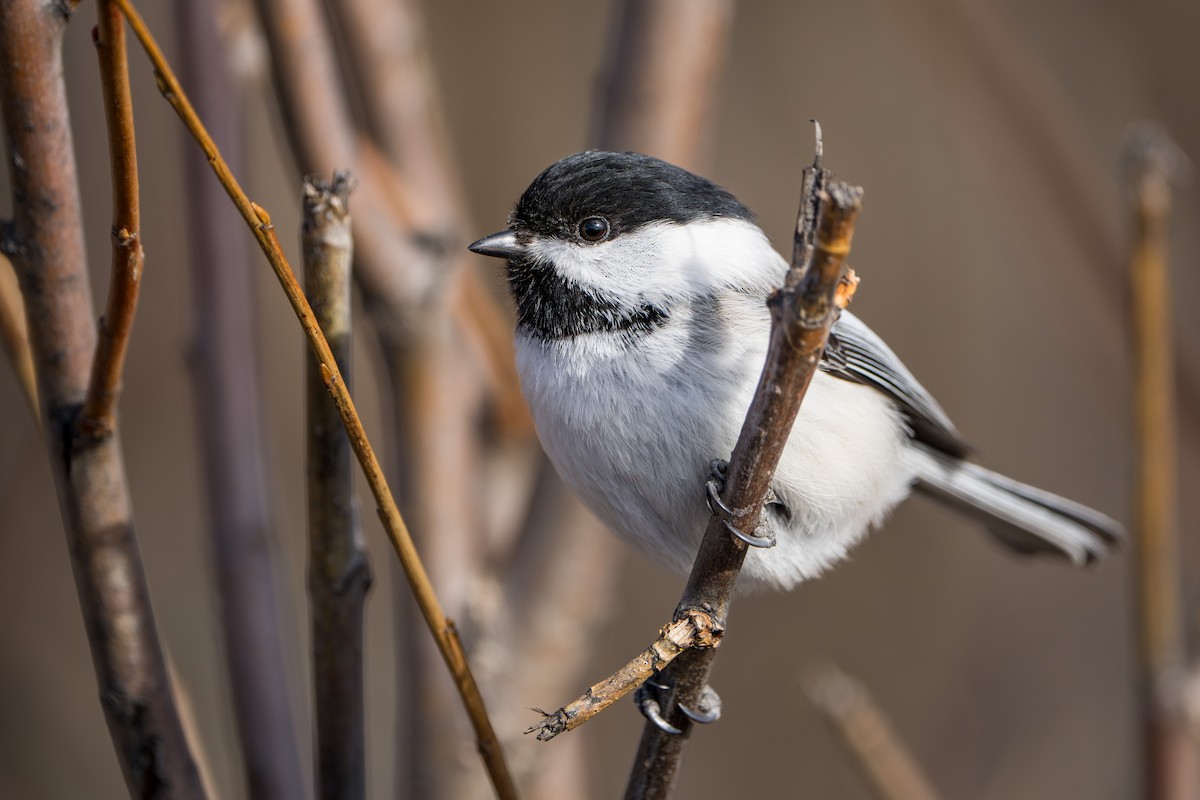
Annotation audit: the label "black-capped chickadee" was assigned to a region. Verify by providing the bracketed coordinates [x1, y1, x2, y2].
[470, 151, 1122, 589]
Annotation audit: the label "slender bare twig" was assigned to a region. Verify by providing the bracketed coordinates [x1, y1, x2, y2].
[176, 1, 308, 797]
[304, 172, 373, 800]
[804, 662, 942, 800]
[79, 0, 144, 439]
[1126, 125, 1196, 800]
[0, 2, 207, 796]
[113, 5, 519, 797]
[0, 252, 39, 424]
[623, 146, 863, 800]
[595, 0, 735, 170]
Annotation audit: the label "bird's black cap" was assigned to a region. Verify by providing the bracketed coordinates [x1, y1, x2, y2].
[510, 151, 755, 240]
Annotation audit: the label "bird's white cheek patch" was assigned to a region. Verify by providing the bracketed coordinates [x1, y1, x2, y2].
[525, 219, 785, 306]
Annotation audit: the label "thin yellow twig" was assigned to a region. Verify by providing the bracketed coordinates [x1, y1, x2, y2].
[112, 2, 518, 797]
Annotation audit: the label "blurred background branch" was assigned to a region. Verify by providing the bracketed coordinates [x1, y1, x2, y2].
[1126, 124, 1195, 800]
[805, 661, 941, 800]
[177, 0, 308, 796]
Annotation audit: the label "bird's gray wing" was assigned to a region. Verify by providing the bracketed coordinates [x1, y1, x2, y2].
[820, 311, 971, 458]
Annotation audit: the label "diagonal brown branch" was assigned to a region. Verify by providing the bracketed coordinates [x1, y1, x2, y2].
[623, 145, 863, 799]
[304, 172, 373, 800]
[79, 0, 144, 439]
[113, 3, 519, 797]
[0, 1, 208, 796]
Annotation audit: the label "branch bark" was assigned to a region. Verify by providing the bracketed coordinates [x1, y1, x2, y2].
[1126, 124, 1196, 800]
[0, 1, 207, 796]
[624, 146, 863, 799]
[177, 2, 307, 796]
[114, 4, 519, 797]
[304, 172, 373, 800]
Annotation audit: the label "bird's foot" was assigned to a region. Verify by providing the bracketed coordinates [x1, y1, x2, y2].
[635, 673, 722, 735]
[705, 459, 777, 548]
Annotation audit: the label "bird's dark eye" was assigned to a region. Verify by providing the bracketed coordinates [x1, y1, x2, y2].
[578, 217, 610, 242]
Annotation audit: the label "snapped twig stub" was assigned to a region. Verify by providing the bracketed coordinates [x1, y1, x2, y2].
[526, 609, 721, 741]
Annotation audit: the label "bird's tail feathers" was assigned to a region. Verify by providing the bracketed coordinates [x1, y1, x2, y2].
[906, 443, 1123, 564]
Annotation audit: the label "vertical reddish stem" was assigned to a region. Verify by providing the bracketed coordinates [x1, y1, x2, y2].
[80, 0, 143, 437]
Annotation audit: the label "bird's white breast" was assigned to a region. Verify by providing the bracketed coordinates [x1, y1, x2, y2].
[516, 299, 916, 590]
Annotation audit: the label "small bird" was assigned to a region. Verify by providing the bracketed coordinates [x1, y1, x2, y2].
[470, 151, 1122, 590]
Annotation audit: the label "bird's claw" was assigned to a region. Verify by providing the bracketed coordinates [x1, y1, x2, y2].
[635, 683, 683, 736]
[635, 677, 723, 735]
[705, 459, 777, 548]
[678, 684, 722, 725]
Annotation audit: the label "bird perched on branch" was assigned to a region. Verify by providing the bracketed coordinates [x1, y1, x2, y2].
[470, 150, 1122, 590]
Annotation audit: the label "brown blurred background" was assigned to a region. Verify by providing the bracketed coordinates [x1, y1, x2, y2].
[1, 0, 1197, 797]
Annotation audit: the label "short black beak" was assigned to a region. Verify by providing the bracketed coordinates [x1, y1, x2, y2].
[468, 230, 525, 259]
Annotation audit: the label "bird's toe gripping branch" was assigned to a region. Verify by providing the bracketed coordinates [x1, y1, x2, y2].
[635, 674, 723, 736]
[706, 458, 777, 548]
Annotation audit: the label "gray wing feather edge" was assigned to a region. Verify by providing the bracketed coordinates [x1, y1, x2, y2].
[906, 441, 1123, 564]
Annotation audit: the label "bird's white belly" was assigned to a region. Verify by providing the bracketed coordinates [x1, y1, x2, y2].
[515, 317, 915, 590]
